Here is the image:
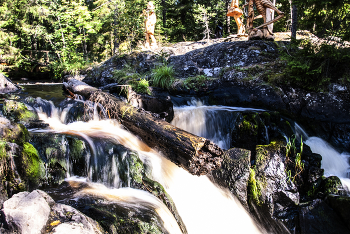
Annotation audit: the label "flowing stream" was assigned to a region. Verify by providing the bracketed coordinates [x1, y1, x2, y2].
[19, 85, 350, 233]
[28, 97, 261, 234]
[172, 99, 350, 191]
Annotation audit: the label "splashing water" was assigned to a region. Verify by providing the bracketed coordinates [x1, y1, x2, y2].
[31, 102, 261, 234]
[171, 99, 265, 149]
[305, 137, 350, 190]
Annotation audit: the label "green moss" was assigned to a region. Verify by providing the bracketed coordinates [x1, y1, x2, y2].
[69, 138, 85, 160]
[3, 100, 38, 122]
[248, 167, 262, 205]
[324, 176, 342, 195]
[22, 142, 44, 181]
[241, 120, 258, 135]
[0, 140, 7, 159]
[128, 153, 144, 184]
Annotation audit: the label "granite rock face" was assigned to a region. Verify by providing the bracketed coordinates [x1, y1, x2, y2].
[0, 190, 103, 234]
[0, 74, 19, 94]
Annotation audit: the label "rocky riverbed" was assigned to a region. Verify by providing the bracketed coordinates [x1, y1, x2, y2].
[1, 32, 350, 233]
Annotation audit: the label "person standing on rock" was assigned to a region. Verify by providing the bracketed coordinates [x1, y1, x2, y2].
[141, 1, 158, 50]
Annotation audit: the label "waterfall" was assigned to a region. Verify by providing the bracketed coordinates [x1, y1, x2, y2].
[30, 101, 262, 234]
[171, 99, 264, 149]
[305, 137, 350, 190]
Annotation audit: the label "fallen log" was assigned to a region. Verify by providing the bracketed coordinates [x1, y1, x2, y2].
[63, 79, 223, 176]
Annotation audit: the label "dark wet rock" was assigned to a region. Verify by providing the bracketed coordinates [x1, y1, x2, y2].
[30, 133, 90, 185]
[299, 199, 350, 234]
[211, 148, 251, 209]
[231, 113, 269, 152]
[0, 74, 20, 94]
[115, 86, 175, 122]
[326, 195, 350, 230]
[251, 141, 299, 231]
[46, 181, 178, 234]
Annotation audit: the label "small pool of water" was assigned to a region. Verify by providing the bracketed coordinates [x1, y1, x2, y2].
[17, 83, 66, 105]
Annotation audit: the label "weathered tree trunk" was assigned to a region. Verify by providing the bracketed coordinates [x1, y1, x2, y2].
[291, 4, 297, 39]
[63, 79, 223, 176]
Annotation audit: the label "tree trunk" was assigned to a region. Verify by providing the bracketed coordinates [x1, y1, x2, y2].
[63, 79, 223, 176]
[113, 4, 119, 56]
[291, 4, 297, 39]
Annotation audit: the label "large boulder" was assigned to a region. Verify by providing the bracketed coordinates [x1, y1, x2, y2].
[1, 190, 51, 234]
[168, 41, 279, 78]
[211, 148, 250, 209]
[0, 74, 19, 94]
[251, 141, 300, 232]
[299, 199, 350, 234]
[0, 190, 103, 234]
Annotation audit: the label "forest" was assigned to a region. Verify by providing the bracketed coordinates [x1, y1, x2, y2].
[0, 0, 350, 79]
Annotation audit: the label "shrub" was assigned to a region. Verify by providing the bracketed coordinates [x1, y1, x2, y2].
[183, 75, 210, 90]
[151, 65, 175, 89]
[280, 39, 350, 91]
[131, 78, 151, 95]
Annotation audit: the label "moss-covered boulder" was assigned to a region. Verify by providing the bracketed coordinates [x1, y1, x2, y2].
[15, 142, 45, 188]
[30, 133, 90, 185]
[321, 176, 343, 196]
[0, 117, 29, 145]
[252, 141, 300, 232]
[2, 100, 38, 125]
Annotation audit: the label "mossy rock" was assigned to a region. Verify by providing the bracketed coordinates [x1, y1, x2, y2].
[321, 176, 343, 196]
[0, 117, 29, 145]
[3, 100, 38, 124]
[15, 142, 45, 187]
[66, 198, 165, 234]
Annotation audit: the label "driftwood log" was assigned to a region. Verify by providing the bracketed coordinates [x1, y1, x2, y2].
[63, 79, 223, 175]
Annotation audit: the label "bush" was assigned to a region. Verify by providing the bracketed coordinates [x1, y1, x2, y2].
[151, 65, 175, 89]
[280, 40, 350, 91]
[183, 75, 210, 90]
[131, 78, 151, 95]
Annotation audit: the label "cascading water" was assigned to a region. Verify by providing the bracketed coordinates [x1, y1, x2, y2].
[29, 99, 262, 234]
[171, 99, 264, 149]
[305, 137, 350, 190]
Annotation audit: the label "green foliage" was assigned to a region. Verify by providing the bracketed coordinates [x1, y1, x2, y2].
[294, 0, 350, 40]
[280, 40, 350, 91]
[151, 65, 175, 89]
[0, 140, 7, 159]
[183, 75, 210, 90]
[129, 78, 151, 95]
[285, 135, 304, 182]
